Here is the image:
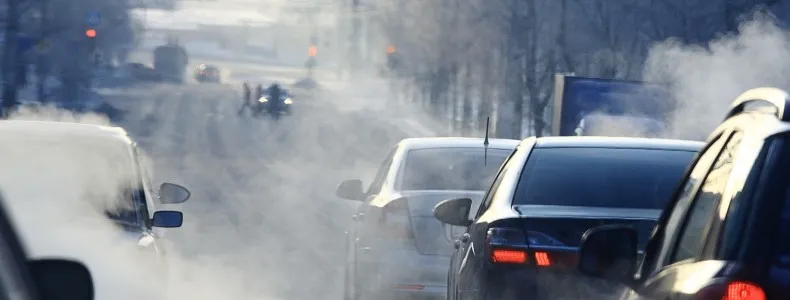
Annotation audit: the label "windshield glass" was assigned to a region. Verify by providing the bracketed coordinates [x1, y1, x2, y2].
[0, 134, 142, 227]
[399, 147, 513, 191]
[513, 147, 695, 209]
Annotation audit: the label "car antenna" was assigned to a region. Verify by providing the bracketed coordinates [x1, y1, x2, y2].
[484, 116, 490, 166]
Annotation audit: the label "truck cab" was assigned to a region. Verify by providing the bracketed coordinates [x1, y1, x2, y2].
[552, 74, 673, 138]
[574, 114, 666, 137]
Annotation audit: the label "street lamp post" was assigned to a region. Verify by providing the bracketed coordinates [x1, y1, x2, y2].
[2, 0, 20, 116]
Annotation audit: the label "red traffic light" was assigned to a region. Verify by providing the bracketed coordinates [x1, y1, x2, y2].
[85, 29, 97, 38]
[308, 45, 317, 57]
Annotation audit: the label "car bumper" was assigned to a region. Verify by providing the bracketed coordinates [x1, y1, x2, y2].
[459, 267, 619, 300]
[356, 248, 449, 299]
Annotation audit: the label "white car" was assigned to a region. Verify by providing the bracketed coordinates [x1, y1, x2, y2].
[0, 120, 190, 260]
[337, 137, 520, 300]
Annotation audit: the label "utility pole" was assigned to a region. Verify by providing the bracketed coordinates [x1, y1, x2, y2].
[2, 0, 20, 116]
[350, 0, 360, 73]
[36, 0, 48, 103]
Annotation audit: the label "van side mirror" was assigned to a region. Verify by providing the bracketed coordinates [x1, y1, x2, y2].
[159, 182, 190, 204]
[577, 225, 639, 286]
[433, 198, 473, 227]
[152, 211, 183, 228]
[28, 259, 94, 300]
[336, 179, 364, 201]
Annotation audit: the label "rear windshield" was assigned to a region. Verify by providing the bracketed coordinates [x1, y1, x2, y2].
[513, 147, 696, 209]
[400, 147, 513, 191]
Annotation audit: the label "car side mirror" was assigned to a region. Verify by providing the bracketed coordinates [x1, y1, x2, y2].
[152, 211, 183, 228]
[577, 225, 639, 286]
[433, 198, 473, 227]
[28, 259, 94, 300]
[159, 182, 190, 204]
[336, 179, 364, 201]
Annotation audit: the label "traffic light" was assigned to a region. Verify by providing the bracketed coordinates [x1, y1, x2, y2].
[308, 45, 317, 57]
[387, 46, 399, 71]
[85, 28, 97, 38]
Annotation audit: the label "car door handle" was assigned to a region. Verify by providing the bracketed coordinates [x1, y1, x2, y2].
[460, 233, 470, 243]
[352, 213, 364, 221]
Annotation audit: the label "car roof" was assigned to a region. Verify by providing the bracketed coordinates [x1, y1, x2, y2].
[398, 137, 520, 150]
[0, 120, 132, 144]
[531, 136, 703, 151]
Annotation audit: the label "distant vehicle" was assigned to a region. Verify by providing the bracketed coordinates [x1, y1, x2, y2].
[194, 64, 220, 83]
[118, 62, 162, 82]
[576, 88, 790, 299]
[0, 121, 190, 263]
[0, 190, 95, 300]
[254, 88, 293, 119]
[153, 39, 188, 84]
[552, 74, 673, 137]
[434, 136, 702, 299]
[336, 137, 520, 300]
[575, 114, 666, 137]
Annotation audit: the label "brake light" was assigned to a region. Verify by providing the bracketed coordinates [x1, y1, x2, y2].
[486, 227, 574, 267]
[696, 281, 766, 300]
[492, 249, 527, 263]
[724, 282, 765, 300]
[535, 251, 551, 266]
[487, 227, 529, 264]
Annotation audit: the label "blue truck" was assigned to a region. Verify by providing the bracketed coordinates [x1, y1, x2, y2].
[550, 74, 674, 137]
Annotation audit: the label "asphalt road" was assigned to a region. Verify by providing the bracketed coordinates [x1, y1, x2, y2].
[99, 72, 428, 299]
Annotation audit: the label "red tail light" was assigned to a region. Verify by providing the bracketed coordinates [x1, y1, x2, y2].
[725, 282, 766, 300]
[696, 281, 766, 300]
[534, 251, 552, 266]
[492, 249, 528, 264]
[486, 227, 530, 265]
[486, 227, 574, 267]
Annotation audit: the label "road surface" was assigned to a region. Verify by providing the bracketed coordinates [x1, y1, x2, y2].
[100, 65, 433, 299]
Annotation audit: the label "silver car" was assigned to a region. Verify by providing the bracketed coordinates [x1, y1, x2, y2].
[337, 137, 519, 300]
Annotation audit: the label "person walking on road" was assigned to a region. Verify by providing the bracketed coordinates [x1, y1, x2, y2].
[238, 82, 252, 116]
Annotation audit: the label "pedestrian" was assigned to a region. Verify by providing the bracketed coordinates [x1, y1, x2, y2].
[239, 82, 251, 115]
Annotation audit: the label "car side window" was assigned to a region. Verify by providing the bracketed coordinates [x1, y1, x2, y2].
[670, 132, 742, 264]
[474, 148, 517, 219]
[366, 148, 397, 196]
[649, 133, 727, 272]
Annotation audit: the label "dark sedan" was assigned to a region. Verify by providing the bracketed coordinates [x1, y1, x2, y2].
[433, 137, 702, 299]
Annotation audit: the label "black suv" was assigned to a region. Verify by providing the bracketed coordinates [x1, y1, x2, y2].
[577, 87, 790, 299]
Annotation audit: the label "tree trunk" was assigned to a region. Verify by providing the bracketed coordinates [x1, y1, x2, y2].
[478, 52, 495, 136]
[461, 62, 473, 136]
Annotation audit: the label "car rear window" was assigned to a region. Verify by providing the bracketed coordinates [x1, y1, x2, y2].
[513, 147, 696, 209]
[400, 147, 513, 191]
